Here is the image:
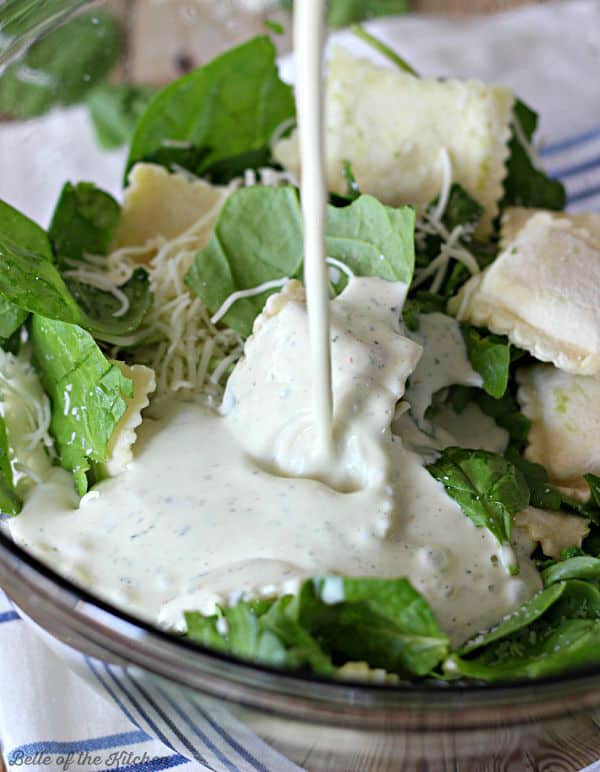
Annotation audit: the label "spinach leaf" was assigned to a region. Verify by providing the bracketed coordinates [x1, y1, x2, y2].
[0, 199, 53, 344]
[445, 580, 600, 681]
[0, 223, 152, 344]
[185, 596, 333, 674]
[0, 10, 120, 120]
[49, 182, 121, 265]
[500, 99, 566, 211]
[415, 184, 493, 298]
[418, 184, 484, 267]
[505, 450, 562, 510]
[461, 326, 510, 399]
[86, 83, 157, 150]
[585, 474, 600, 509]
[427, 447, 529, 550]
[402, 291, 446, 331]
[185, 186, 415, 336]
[297, 576, 448, 676]
[542, 556, 600, 586]
[447, 619, 600, 681]
[30, 316, 133, 496]
[185, 186, 303, 336]
[0, 416, 21, 516]
[458, 583, 566, 655]
[127, 36, 295, 183]
[327, 194, 415, 285]
[66, 269, 153, 341]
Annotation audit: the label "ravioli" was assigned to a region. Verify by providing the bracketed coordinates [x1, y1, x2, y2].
[450, 210, 600, 374]
[275, 46, 513, 235]
[517, 365, 600, 498]
[105, 363, 156, 477]
[515, 506, 589, 559]
[114, 163, 231, 252]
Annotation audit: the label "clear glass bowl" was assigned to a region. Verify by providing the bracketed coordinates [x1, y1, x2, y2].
[2, 2, 600, 768]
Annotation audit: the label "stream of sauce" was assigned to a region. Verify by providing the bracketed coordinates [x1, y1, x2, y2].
[295, 0, 334, 461]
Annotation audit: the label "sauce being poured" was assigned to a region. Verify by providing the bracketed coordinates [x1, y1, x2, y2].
[294, 0, 334, 461]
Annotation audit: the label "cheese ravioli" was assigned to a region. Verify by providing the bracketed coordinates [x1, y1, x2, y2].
[517, 364, 600, 499]
[450, 209, 600, 375]
[275, 46, 513, 235]
[114, 163, 231, 254]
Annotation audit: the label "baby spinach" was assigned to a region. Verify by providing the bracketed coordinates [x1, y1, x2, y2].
[445, 580, 600, 681]
[0, 198, 152, 344]
[0, 199, 53, 345]
[186, 186, 415, 336]
[427, 447, 529, 551]
[185, 575, 447, 677]
[458, 583, 566, 655]
[0, 10, 120, 120]
[49, 182, 121, 264]
[185, 596, 333, 674]
[127, 36, 295, 183]
[30, 316, 133, 496]
[402, 291, 446, 331]
[501, 99, 566, 212]
[461, 326, 511, 399]
[542, 556, 600, 586]
[87, 83, 157, 150]
[0, 416, 21, 516]
[504, 450, 562, 511]
[297, 576, 448, 677]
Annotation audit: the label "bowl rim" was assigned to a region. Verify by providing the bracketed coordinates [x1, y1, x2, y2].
[3, 527, 600, 731]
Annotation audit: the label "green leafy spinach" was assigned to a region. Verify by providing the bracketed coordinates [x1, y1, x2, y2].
[185, 186, 415, 336]
[0, 10, 120, 120]
[427, 447, 529, 554]
[30, 316, 133, 496]
[49, 181, 121, 264]
[127, 36, 295, 183]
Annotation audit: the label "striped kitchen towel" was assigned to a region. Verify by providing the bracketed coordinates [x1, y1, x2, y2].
[542, 126, 600, 212]
[0, 592, 301, 772]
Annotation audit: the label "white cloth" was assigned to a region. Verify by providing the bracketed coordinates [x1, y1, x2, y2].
[0, 1, 599, 770]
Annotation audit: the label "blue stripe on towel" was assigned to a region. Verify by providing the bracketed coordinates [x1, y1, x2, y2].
[85, 657, 149, 733]
[0, 610, 20, 624]
[541, 126, 600, 157]
[550, 154, 600, 180]
[567, 183, 600, 204]
[103, 665, 180, 756]
[125, 673, 214, 770]
[154, 685, 240, 772]
[186, 698, 269, 772]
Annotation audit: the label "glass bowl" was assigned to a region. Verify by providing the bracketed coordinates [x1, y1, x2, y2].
[2, 2, 600, 768]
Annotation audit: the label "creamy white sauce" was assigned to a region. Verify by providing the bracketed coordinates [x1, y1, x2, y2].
[223, 277, 420, 535]
[405, 312, 482, 428]
[10, 397, 540, 646]
[294, 0, 333, 460]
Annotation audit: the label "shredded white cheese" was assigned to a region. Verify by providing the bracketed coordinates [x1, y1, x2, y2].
[108, 216, 244, 403]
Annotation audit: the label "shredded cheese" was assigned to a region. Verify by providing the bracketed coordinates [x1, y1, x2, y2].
[108, 215, 244, 403]
[63, 257, 131, 317]
[412, 148, 480, 293]
[0, 349, 54, 493]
